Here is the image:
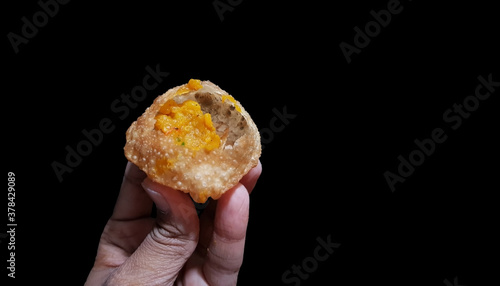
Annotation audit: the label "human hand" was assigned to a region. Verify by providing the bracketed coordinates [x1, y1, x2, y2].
[85, 160, 262, 285]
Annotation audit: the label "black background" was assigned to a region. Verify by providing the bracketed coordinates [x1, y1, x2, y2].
[3, 0, 499, 285]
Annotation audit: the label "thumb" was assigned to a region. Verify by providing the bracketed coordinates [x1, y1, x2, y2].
[142, 178, 200, 243]
[106, 179, 199, 285]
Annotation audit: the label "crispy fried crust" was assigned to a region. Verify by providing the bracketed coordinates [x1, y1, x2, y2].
[124, 80, 261, 203]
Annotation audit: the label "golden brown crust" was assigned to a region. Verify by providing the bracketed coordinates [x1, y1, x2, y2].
[124, 80, 261, 203]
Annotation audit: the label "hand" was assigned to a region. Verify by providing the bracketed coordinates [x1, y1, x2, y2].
[85, 161, 262, 285]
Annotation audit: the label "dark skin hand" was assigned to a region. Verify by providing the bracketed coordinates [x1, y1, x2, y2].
[86, 161, 262, 285]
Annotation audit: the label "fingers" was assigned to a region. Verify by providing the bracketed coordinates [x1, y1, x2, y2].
[240, 160, 262, 194]
[190, 161, 261, 284]
[106, 179, 199, 284]
[111, 162, 152, 221]
[97, 161, 261, 285]
[202, 183, 250, 285]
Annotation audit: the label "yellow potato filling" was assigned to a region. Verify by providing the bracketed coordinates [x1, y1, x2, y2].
[176, 79, 203, 95]
[154, 99, 221, 152]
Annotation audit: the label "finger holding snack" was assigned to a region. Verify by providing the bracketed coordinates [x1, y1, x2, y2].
[86, 79, 262, 286]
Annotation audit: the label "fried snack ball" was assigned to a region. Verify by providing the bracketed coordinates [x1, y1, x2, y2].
[124, 79, 261, 203]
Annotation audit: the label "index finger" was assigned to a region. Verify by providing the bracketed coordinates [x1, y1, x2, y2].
[203, 183, 250, 285]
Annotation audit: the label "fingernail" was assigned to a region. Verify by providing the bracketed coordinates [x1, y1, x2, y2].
[142, 180, 171, 213]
